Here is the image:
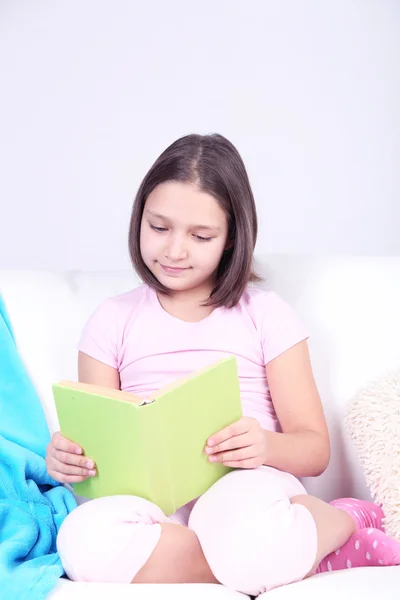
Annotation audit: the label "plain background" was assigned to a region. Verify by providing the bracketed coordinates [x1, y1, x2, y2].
[0, 0, 399, 270]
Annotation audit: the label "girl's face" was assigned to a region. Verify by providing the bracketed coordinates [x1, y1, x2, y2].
[140, 181, 229, 296]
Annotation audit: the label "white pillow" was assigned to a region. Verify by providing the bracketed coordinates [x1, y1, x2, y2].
[345, 368, 400, 541]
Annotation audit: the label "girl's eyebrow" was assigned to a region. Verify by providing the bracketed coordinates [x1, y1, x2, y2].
[145, 210, 221, 232]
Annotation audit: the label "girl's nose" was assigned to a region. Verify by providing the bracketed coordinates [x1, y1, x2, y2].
[164, 236, 188, 261]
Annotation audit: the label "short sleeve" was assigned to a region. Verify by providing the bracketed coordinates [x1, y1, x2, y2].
[258, 291, 309, 365]
[77, 298, 120, 369]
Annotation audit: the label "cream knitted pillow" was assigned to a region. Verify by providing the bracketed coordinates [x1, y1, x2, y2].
[345, 368, 400, 541]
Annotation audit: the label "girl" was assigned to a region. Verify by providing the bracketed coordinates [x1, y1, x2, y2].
[46, 134, 400, 596]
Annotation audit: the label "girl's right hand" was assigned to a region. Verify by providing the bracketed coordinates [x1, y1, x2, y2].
[46, 431, 97, 483]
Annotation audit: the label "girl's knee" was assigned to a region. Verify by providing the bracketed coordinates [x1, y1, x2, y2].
[57, 495, 168, 582]
[188, 469, 317, 595]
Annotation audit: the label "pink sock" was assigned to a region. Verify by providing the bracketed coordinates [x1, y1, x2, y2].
[317, 528, 400, 573]
[329, 497, 385, 532]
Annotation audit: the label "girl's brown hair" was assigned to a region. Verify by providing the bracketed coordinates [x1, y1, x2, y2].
[128, 133, 261, 308]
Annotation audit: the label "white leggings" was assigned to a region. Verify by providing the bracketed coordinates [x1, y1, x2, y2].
[57, 466, 317, 596]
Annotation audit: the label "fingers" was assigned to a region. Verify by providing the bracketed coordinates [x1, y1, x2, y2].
[207, 417, 251, 448]
[46, 455, 96, 484]
[49, 433, 91, 467]
[53, 457, 96, 476]
[51, 457, 96, 480]
[208, 445, 256, 465]
[50, 471, 91, 484]
[53, 449, 94, 469]
[46, 431, 96, 484]
[205, 432, 250, 455]
[52, 431, 82, 455]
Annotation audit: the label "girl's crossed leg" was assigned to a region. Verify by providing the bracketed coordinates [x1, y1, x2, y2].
[57, 495, 217, 584]
[57, 468, 400, 595]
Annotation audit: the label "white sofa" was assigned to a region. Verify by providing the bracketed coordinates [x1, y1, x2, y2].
[1, 255, 400, 600]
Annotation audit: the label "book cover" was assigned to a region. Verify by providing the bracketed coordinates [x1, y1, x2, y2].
[53, 355, 242, 514]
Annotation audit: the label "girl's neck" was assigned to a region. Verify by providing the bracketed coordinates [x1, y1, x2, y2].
[156, 283, 215, 323]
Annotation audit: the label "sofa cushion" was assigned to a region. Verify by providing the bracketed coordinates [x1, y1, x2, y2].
[345, 367, 400, 541]
[259, 567, 400, 599]
[48, 567, 400, 600]
[48, 579, 250, 599]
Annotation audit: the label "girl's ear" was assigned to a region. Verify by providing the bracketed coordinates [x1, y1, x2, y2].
[224, 239, 234, 252]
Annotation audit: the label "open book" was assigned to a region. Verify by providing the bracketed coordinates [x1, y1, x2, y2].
[53, 355, 242, 515]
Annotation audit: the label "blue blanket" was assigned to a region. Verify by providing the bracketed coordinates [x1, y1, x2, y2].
[0, 295, 77, 599]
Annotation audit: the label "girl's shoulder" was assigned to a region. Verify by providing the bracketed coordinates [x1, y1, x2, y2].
[239, 286, 309, 363]
[239, 285, 306, 331]
[78, 284, 151, 360]
[103, 283, 149, 309]
[240, 285, 284, 314]
[87, 283, 150, 325]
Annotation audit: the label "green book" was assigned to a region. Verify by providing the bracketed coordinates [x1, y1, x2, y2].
[53, 355, 242, 515]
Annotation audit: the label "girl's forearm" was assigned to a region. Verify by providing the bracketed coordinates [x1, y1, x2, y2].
[262, 430, 330, 477]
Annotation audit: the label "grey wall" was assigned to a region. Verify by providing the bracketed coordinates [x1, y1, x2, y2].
[1, 0, 399, 270]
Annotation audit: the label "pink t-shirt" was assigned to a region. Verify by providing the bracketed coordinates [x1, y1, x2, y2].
[77, 284, 308, 432]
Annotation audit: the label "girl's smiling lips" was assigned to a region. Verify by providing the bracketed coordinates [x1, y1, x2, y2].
[160, 264, 190, 274]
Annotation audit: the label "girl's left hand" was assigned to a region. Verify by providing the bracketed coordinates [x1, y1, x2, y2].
[204, 417, 268, 468]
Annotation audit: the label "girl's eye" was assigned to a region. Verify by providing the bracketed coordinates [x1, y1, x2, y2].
[149, 223, 212, 242]
[194, 235, 212, 242]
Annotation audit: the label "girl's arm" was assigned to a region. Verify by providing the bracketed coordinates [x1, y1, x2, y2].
[78, 351, 121, 389]
[263, 340, 330, 477]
